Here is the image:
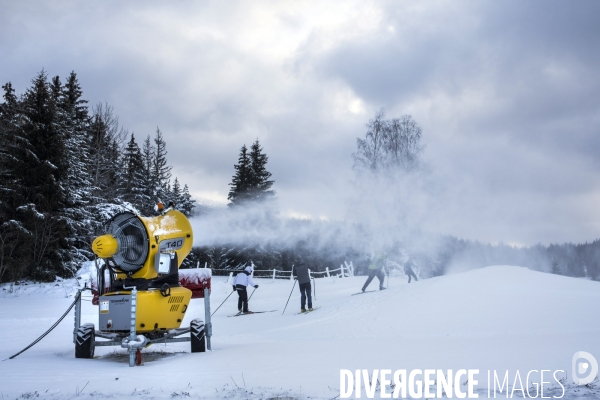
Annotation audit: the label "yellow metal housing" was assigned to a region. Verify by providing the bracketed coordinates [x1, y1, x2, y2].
[91, 234, 119, 258]
[102, 287, 192, 332]
[135, 287, 192, 332]
[133, 209, 194, 280]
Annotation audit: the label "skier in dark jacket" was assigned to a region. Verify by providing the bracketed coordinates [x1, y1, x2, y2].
[233, 265, 258, 314]
[404, 258, 419, 283]
[361, 254, 386, 292]
[293, 262, 313, 312]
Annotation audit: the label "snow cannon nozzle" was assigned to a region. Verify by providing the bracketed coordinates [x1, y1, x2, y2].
[91, 234, 119, 258]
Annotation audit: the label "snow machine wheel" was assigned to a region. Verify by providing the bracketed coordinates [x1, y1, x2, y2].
[135, 349, 142, 365]
[75, 323, 95, 359]
[190, 319, 206, 353]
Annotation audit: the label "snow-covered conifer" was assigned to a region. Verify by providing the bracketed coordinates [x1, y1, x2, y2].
[248, 139, 275, 202]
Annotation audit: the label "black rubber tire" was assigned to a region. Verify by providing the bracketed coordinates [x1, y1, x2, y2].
[75, 323, 95, 359]
[190, 319, 206, 353]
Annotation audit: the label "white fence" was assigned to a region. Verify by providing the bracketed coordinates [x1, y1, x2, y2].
[213, 261, 355, 284]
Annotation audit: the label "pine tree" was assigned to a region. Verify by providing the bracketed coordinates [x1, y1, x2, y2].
[18, 71, 72, 279]
[119, 133, 149, 209]
[550, 259, 561, 274]
[152, 128, 172, 201]
[0, 82, 32, 281]
[88, 103, 124, 202]
[138, 134, 156, 215]
[227, 144, 252, 206]
[171, 177, 181, 206]
[179, 184, 196, 217]
[0, 82, 27, 201]
[22, 72, 68, 209]
[59, 72, 95, 267]
[228, 140, 275, 206]
[61, 73, 91, 204]
[248, 139, 275, 202]
[142, 135, 154, 182]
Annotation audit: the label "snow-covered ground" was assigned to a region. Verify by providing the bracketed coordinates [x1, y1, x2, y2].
[1, 266, 599, 399]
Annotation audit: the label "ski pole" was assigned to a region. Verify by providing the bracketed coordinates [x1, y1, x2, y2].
[211, 289, 235, 316]
[312, 277, 316, 301]
[248, 286, 257, 301]
[282, 279, 297, 315]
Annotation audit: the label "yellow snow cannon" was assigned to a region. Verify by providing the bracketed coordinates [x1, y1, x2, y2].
[91, 209, 193, 280]
[74, 208, 210, 366]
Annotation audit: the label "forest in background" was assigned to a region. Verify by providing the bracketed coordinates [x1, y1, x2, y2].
[0, 70, 195, 282]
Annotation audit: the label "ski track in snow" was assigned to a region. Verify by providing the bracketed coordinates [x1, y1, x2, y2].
[0, 265, 599, 399]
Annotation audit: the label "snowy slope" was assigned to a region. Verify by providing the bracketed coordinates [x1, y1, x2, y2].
[0, 266, 599, 399]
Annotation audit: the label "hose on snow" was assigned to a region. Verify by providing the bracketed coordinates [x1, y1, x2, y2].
[4, 290, 83, 361]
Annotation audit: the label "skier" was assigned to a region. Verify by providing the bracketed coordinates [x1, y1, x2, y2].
[233, 264, 259, 314]
[293, 261, 313, 312]
[361, 253, 387, 292]
[404, 257, 419, 283]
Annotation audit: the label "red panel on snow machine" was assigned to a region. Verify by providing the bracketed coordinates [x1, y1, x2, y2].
[89, 268, 212, 303]
[179, 268, 212, 299]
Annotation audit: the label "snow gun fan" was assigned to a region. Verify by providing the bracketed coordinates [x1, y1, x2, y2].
[79, 208, 210, 365]
[92, 213, 149, 274]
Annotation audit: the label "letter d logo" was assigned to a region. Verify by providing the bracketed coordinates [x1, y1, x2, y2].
[572, 351, 598, 385]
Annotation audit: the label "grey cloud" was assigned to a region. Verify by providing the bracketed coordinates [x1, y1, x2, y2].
[2, 0, 600, 245]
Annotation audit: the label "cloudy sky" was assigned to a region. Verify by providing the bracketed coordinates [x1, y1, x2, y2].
[1, 1, 599, 246]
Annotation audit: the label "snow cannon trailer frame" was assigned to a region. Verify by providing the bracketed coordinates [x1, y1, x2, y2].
[73, 274, 211, 366]
[74, 210, 213, 367]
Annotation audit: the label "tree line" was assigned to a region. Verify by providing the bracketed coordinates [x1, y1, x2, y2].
[0, 70, 195, 282]
[426, 236, 600, 279]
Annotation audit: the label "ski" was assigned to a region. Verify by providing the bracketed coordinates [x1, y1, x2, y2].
[351, 290, 377, 296]
[228, 310, 277, 317]
[296, 306, 321, 315]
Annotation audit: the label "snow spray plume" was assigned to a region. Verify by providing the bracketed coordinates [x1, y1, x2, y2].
[190, 202, 360, 257]
[189, 165, 447, 276]
[343, 165, 453, 271]
[346, 168, 434, 251]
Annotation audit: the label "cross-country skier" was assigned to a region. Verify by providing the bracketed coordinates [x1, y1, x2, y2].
[404, 257, 419, 283]
[361, 253, 387, 292]
[293, 261, 313, 312]
[233, 264, 259, 314]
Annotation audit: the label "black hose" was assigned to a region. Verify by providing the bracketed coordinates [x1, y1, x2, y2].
[4, 290, 83, 361]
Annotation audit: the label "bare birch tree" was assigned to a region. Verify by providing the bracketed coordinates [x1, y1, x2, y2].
[353, 109, 424, 174]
